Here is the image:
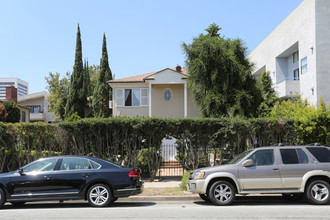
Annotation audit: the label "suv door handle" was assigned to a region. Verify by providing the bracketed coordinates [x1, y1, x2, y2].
[273, 168, 279, 171]
[82, 174, 91, 178]
[44, 175, 52, 179]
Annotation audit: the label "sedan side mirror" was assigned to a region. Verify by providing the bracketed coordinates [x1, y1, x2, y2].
[242, 159, 254, 167]
[18, 168, 25, 176]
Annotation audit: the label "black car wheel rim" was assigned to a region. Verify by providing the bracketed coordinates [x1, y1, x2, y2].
[89, 186, 109, 206]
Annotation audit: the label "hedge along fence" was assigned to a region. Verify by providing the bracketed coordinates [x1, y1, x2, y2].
[0, 117, 308, 178]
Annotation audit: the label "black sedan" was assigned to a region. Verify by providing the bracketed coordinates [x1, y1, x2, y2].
[0, 156, 143, 207]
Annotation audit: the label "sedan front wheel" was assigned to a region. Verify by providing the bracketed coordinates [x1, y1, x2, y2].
[87, 184, 112, 207]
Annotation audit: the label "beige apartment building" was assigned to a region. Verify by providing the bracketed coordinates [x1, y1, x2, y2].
[108, 66, 200, 118]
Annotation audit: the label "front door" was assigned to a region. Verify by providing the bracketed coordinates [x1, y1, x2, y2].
[239, 149, 282, 190]
[8, 158, 60, 198]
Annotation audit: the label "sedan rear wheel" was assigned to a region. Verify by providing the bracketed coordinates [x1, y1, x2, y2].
[0, 188, 6, 208]
[208, 180, 235, 206]
[87, 184, 112, 207]
[306, 180, 330, 205]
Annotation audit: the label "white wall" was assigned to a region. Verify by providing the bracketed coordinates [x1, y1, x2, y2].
[249, 0, 320, 104]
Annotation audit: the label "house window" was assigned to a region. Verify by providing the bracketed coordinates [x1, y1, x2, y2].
[116, 88, 148, 107]
[293, 51, 299, 63]
[294, 69, 299, 80]
[163, 89, 172, 102]
[301, 57, 308, 74]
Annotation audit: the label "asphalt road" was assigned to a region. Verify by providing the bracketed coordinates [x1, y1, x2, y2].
[1, 196, 330, 220]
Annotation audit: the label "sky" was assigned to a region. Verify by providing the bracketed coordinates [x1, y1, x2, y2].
[0, 0, 303, 94]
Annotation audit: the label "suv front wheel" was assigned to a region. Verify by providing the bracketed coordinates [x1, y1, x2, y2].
[208, 180, 235, 206]
[306, 180, 330, 205]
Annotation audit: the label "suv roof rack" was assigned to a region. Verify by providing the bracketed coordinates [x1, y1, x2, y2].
[306, 143, 322, 146]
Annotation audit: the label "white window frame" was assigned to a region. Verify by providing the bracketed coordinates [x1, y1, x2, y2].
[115, 88, 148, 107]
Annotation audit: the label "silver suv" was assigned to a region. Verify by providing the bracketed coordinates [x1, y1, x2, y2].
[186, 145, 330, 205]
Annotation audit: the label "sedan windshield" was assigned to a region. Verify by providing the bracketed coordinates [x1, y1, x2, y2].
[228, 149, 253, 164]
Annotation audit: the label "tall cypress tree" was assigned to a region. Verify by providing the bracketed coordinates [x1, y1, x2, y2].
[83, 59, 91, 97]
[92, 33, 113, 117]
[65, 24, 85, 119]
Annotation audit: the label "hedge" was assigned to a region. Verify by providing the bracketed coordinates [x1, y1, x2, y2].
[0, 116, 325, 177]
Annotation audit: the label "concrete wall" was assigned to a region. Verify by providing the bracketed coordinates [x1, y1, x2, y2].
[315, 0, 330, 104]
[249, 0, 320, 104]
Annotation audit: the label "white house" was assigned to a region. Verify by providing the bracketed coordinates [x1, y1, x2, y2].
[248, 0, 330, 105]
[18, 91, 55, 123]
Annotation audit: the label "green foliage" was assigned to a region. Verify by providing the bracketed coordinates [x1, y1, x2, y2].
[2, 101, 20, 123]
[45, 72, 70, 120]
[65, 24, 86, 119]
[183, 23, 262, 118]
[0, 116, 326, 175]
[269, 97, 330, 145]
[92, 34, 113, 118]
[66, 112, 82, 122]
[180, 170, 191, 190]
[257, 70, 278, 117]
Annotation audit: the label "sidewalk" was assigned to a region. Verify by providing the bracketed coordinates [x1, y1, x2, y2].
[121, 180, 200, 201]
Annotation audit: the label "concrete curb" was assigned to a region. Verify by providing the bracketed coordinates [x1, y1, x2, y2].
[120, 196, 201, 201]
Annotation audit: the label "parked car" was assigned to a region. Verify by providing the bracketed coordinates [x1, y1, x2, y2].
[186, 144, 330, 205]
[0, 156, 143, 208]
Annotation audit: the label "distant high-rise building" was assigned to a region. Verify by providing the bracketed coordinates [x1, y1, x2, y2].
[0, 78, 29, 99]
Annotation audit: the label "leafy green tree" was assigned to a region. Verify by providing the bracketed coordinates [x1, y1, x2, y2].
[183, 23, 261, 118]
[2, 101, 20, 123]
[257, 70, 278, 116]
[92, 33, 113, 117]
[89, 64, 100, 93]
[65, 24, 86, 119]
[269, 97, 330, 145]
[45, 72, 70, 120]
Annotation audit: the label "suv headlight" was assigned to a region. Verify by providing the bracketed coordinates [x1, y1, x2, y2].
[193, 170, 205, 179]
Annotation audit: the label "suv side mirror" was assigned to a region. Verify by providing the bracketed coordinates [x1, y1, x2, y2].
[242, 159, 254, 167]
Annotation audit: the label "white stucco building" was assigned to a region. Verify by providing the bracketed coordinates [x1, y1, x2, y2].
[18, 91, 55, 123]
[249, 0, 330, 105]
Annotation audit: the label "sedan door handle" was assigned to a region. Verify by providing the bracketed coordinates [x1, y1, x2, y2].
[82, 174, 91, 178]
[44, 175, 52, 179]
[273, 168, 279, 171]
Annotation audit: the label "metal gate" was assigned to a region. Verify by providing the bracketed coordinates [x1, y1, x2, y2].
[158, 143, 184, 177]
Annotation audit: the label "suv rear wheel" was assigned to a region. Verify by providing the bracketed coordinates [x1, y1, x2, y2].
[208, 180, 235, 206]
[306, 180, 330, 205]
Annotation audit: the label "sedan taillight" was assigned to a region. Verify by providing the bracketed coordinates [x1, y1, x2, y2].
[128, 169, 141, 178]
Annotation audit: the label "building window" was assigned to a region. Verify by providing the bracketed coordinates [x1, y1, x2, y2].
[301, 57, 308, 74]
[294, 69, 299, 80]
[293, 51, 299, 63]
[163, 89, 172, 102]
[311, 88, 314, 96]
[116, 88, 148, 107]
[26, 105, 43, 113]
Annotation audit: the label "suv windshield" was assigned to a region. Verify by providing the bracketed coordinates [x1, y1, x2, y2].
[228, 149, 253, 164]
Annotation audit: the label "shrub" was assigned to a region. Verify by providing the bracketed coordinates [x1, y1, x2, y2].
[180, 170, 191, 190]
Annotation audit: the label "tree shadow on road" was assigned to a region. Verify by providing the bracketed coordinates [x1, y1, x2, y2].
[194, 196, 310, 206]
[2, 201, 156, 210]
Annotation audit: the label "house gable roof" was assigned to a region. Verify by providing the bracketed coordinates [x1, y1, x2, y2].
[108, 67, 187, 83]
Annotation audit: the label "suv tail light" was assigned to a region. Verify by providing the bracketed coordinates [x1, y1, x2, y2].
[128, 169, 141, 178]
